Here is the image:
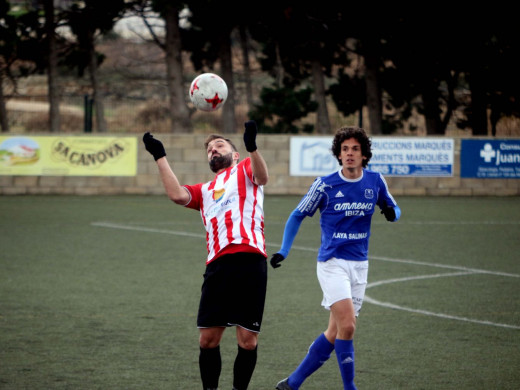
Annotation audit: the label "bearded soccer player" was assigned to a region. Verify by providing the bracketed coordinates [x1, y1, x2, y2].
[271, 127, 400, 390]
[143, 121, 268, 390]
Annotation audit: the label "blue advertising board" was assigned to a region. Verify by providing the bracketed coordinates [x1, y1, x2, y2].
[461, 139, 520, 178]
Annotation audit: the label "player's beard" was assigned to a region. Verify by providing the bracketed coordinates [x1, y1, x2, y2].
[209, 152, 233, 173]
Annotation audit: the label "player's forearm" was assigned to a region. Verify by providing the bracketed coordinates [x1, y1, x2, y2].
[250, 150, 269, 185]
[278, 209, 305, 258]
[156, 157, 189, 204]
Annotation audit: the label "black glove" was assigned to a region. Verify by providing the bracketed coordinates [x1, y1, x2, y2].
[243, 120, 258, 152]
[143, 132, 166, 161]
[381, 206, 396, 222]
[270, 253, 285, 269]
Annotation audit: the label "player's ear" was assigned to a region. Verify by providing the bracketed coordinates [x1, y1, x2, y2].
[233, 151, 240, 161]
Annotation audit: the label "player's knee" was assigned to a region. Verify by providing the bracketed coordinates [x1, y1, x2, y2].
[237, 333, 258, 350]
[238, 340, 257, 350]
[199, 337, 220, 349]
[236, 326, 259, 350]
[338, 322, 356, 340]
[199, 331, 222, 349]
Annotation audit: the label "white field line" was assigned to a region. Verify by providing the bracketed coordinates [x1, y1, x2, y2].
[363, 296, 520, 330]
[373, 220, 520, 225]
[91, 221, 520, 329]
[370, 255, 520, 278]
[91, 221, 204, 238]
[367, 271, 476, 288]
[365, 271, 520, 330]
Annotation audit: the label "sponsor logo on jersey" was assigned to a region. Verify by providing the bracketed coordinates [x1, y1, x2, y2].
[334, 202, 373, 216]
[205, 195, 237, 218]
[334, 202, 373, 211]
[335, 190, 344, 198]
[213, 188, 225, 202]
[332, 232, 368, 239]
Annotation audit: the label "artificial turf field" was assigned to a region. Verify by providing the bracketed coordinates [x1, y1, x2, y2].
[1, 195, 519, 389]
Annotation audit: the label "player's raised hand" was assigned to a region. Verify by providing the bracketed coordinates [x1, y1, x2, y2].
[143, 132, 166, 161]
[381, 206, 396, 222]
[243, 120, 258, 152]
[270, 253, 285, 269]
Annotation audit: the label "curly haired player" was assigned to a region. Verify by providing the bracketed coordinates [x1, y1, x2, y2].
[271, 127, 400, 390]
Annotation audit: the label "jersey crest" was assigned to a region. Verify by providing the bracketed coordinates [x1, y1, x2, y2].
[213, 188, 225, 202]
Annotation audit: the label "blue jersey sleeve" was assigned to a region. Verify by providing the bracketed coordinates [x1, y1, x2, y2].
[278, 208, 306, 258]
[296, 177, 327, 217]
[376, 173, 400, 222]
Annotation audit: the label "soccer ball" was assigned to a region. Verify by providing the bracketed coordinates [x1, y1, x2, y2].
[189, 73, 228, 112]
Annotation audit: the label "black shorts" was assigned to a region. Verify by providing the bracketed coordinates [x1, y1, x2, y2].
[197, 252, 267, 333]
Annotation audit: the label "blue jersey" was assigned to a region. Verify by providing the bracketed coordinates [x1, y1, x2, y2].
[296, 168, 399, 261]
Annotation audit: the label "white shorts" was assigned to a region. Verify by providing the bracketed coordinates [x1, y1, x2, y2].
[316, 258, 368, 316]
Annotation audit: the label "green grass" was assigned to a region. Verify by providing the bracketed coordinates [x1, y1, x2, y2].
[1, 195, 519, 389]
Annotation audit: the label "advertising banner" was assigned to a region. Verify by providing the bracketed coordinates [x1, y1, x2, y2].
[290, 136, 454, 177]
[461, 139, 520, 178]
[0, 135, 137, 176]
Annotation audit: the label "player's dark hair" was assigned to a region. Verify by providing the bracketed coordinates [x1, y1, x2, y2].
[331, 127, 372, 167]
[204, 134, 238, 152]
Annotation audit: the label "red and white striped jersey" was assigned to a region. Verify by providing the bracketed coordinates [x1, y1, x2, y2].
[184, 158, 266, 264]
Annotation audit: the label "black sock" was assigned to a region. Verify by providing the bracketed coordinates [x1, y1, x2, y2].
[199, 346, 221, 389]
[233, 345, 258, 390]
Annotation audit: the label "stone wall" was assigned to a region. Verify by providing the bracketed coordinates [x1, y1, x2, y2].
[1, 134, 519, 196]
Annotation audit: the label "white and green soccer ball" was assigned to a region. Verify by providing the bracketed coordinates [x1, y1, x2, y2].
[189, 73, 228, 112]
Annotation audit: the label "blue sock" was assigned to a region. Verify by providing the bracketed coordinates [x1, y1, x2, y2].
[288, 333, 334, 389]
[335, 339, 356, 390]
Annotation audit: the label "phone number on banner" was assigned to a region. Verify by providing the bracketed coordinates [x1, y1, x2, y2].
[368, 164, 453, 176]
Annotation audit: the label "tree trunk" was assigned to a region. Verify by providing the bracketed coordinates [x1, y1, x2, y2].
[440, 71, 458, 132]
[87, 29, 107, 132]
[422, 80, 443, 135]
[364, 51, 382, 134]
[311, 59, 331, 134]
[274, 43, 284, 88]
[44, 0, 60, 132]
[164, 3, 191, 133]
[238, 25, 253, 110]
[468, 70, 488, 135]
[219, 31, 235, 134]
[0, 73, 8, 132]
